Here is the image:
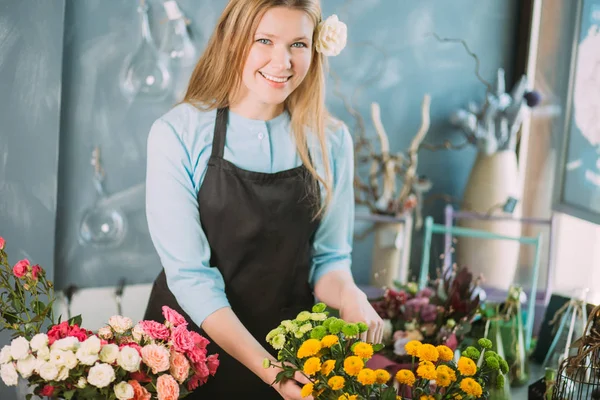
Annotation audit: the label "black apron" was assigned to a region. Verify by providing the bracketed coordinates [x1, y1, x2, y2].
[144, 107, 320, 398]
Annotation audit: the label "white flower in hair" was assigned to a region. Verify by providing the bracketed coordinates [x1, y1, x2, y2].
[315, 14, 347, 56]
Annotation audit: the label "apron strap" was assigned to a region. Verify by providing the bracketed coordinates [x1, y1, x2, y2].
[212, 108, 228, 158]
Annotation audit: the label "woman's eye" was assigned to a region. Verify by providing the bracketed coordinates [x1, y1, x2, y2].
[292, 42, 308, 48]
[257, 38, 271, 45]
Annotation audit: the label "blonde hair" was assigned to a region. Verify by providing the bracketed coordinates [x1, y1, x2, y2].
[183, 0, 333, 216]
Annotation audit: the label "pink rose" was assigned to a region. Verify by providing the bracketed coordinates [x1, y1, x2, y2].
[13, 259, 29, 278]
[128, 380, 151, 400]
[156, 374, 180, 400]
[193, 359, 210, 380]
[186, 345, 207, 364]
[169, 350, 190, 384]
[0, 236, 5, 250]
[162, 306, 187, 327]
[171, 325, 194, 353]
[31, 265, 43, 280]
[138, 320, 170, 341]
[206, 354, 219, 376]
[189, 331, 209, 349]
[141, 344, 170, 374]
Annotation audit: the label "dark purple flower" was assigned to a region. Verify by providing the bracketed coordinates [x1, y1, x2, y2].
[420, 304, 438, 323]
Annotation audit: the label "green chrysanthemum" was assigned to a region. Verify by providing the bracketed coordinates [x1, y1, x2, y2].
[272, 334, 286, 350]
[281, 320, 297, 333]
[266, 327, 285, 342]
[296, 311, 312, 322]
[485, 350, 499, 360]
[310, 312, 327, 321]
[357, 322, 368, 333]
[463, 346, 480, 360]
[342, 323, 359, 337]
[478, 338, 493, 349]
[496, 373, 505, 389]
[310, 326, 328, 340]
[485, 357, 500, 371]
[328, 319, 345, 334]
[312, 303, 327, 313]
[498, 358, 509, 374]
[262, 358, 271, 368]
[300, 323, 313, 334]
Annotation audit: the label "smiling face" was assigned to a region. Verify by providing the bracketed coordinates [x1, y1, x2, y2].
[232, 6, 315, 117]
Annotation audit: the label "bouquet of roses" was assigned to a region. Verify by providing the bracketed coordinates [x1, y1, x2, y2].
[0, 236, 219, 399]
[263, 302, 398, 400]
[371, 266, 482, 361]
[394, 337, 509, 399]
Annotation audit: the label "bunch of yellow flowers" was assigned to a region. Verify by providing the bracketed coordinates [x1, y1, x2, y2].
[395, 338, 509, 399]
[264, 303, 398, 400]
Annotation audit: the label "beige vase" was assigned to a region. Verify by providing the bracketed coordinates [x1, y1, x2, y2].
[456, 150, 522, 291]
[369, 215, 413, 289]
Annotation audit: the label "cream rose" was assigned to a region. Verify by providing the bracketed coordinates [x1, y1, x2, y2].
[81, 336, 101, 354]
[30, 333, 49, 352]
[51, 337, 79, 352]
[315, 14, 347, 56]
[49, 349, 77, 369]
[114, 381, 135, 400]
[108, 316, 133, 334]
[0, 345, 12, 364]
[76, 376, 88, 389]
[0, 363, 18, 386]
[117, 347, 141, 372]
[16, 355, 36, 378]
[99, 344, 119, 364]
[38, 362, 59, 381]
[98, 326, 113, 340]
[87, 363, 116, 388]
[76, 347, 99, 366]
[131, 324, 145, 343]
[56, 366, 70, 381]
[10, 337, 30, 360]
[36, 346, 50, 361]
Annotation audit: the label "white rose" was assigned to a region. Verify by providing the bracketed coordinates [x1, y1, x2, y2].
[76, 347, 99, 366]
[0, 345, 12, 364]
[30, 333, 49, 352]
[76, 376, 87, 389]
[87, 363, 116, 388]
[131, 324, 145, 343]
[108, 316, 133, 334]
[55, 366, 70, 381]
[34, 357, 45, 373]
[81, 336, 101, 354]
[16, 355, 36, 378]
[114, 381, 134, 400]
[36, 346, 50, 361]
[116, 347, 141, 372]
[38, 362, 59, 381]
[0, 363, 18, 386]
[49, 349, 77, 369]
[10, 337, 30, 361]
[51, 337, 79, 351]
[315, 14, 347, 57]
[97, 326, 113, 340]
[63, 350, 78, 369]
[99, 344, 119, 364]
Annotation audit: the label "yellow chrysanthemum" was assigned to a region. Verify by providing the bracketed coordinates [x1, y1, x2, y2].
[405, 340, 422, 356]
[321, 335, 339, 348]
[435, 365, 457, 387]
[343, 356, 364, 376]
[338, 394, 358, 400]
[321, 360, 336, 376]
[352, 342, 374, 359]
[357, 368, 376, 385]
[417, 343, 439, 363]
[374, 369, 391, 384]
[420, 396, 435, 400]
[416, 362, 437, 380]
[328, 375, 345, 390]
[460, 377, 483, 398]
[297, 339, 322, 358]
[395, 369, 416, 386]
[303, 357, 322, 376]
[300, 382, 314, 398]
[436, 345, 454, 361]
[457, 356, 477, 376]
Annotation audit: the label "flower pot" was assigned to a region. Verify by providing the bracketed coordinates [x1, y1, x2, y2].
[456, 150, 522, 291]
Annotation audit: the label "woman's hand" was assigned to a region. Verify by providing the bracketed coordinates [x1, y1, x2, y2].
[339, 285, 384, 344]
[264, 366, 313, 400]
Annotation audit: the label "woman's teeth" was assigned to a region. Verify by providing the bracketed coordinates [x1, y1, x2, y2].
[260, 72, 290, 83]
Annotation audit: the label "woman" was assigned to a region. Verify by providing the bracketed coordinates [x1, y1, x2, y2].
[143, 0, 383, 398]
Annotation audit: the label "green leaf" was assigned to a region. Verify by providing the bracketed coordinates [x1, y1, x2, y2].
[372, 343, 384, 352]
[26, 395, 33, 400]
[31, 301, 46, 315]
[1, 311, 18, 325]
[63, 389, 76, 399]
[68, 314, 82, 327]
[382, 387, 398, 400]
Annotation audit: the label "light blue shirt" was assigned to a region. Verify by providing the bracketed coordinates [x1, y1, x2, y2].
[145, 103, 354, 327]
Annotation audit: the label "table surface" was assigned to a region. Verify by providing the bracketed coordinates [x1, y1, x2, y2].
[510, 362, 543, 399]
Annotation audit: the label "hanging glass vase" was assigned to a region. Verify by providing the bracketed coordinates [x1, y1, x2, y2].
[120, 0, 172, 101]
